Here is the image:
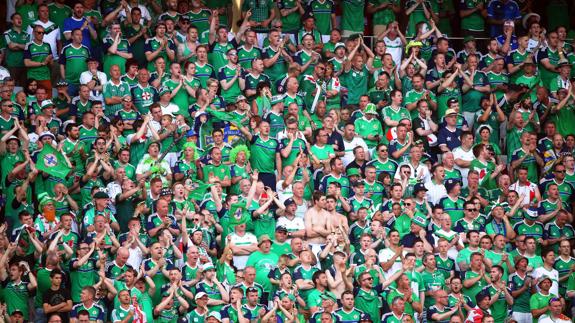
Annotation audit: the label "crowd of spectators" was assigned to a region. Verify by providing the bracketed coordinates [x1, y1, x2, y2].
[0, 0, 574, 322]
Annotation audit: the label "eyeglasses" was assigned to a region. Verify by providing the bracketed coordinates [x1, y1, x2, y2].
[465, 208, 477, 212]
[363, 277, 373, 282]
[228, 52, 237, 56]
[36, 31, 45, 34]
[379, 149, 387, 152]
[192, 218, 200, 222]
[274, 25, 283, 28]
[236, 274, 244, 279]
[517, 239, 525, 243]
[2, 104, 13, 107]
[554, 170, 566, 173]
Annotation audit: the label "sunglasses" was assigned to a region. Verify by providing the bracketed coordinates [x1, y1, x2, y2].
[466, 209, 477, 212]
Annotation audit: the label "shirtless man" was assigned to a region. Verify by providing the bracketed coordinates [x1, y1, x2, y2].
[326, 251, 353, 298]
[325, 195, 349, 234]
[304, 191, 331, 258]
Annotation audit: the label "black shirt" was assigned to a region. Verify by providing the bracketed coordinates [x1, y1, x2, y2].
[43, 287, 72, 323]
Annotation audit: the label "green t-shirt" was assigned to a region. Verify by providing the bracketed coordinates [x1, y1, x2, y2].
[217, 64, 242, 104]
[4, 28, 31, 68]
[102, 80, 131, 117]
[462, 270, 488, 302]
[354, 117, 383, 149]
[355, 288, 381, 322]
[24, 41, 52, 80]
[460, 0, 485, 31]
[59, 43, 90, 84]
[246, 251, 279, 293]
[341, 66, 369, 105]
[249, 135, 279, 174]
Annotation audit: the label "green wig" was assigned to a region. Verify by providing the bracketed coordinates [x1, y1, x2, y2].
[229, 145, 250, 164]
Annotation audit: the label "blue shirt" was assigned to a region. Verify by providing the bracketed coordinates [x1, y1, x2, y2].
[63, 16, 95, 51]
[487, 0, 521, 36]
[496, 34, 519, 51]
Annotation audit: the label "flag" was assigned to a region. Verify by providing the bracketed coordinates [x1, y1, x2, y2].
[132, 296, 146, 323]
[188, 182, 213, 201]
[36, 144, 71, 179]
[228, 201, 249, 226]
[207, 108, 244, 124]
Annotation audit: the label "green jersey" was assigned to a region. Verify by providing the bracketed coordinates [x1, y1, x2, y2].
[355, 288, 381, 322]
[381, 105, 411, 131]
[69, 258, 97, 302]
[309, 0, 335, 34]
[279, 137, 307, 167]
[341, 0, 365, 33]
[102, 80, 131, 117]
[103, 36, 131, 77]
[111, 305, 133, 323]
[249, 135, 279, 174]
[554, 256, 575, 296]
[481, 284, 511, 322]
[59, 43, 90, 84]
[185, 8, 211, 32]
[334, 307, 364, 323]
[131, 83, 157, 114]
[530, 292, 555, 319]
[460, 0, 485, 31]
[217, 64, 242, 104]
[5, 281, 31, 320]
[209, 41, 235, 73]
[537, 46, 561, 87]
[354, 116, 383, 149]
[462, 270, 488, 302]
[262, 46, 288, 82]
[162, 78, 189, 117]
[462, 71, 488, 113]
[509, 272, 531, 313]
[3, 28, 30, 68]
[48, 3, 72, 32]
[143, 37, 176, 73]
[439, 195, 466, 224]
[370, 0, 399, 26]
[23, 41, 52, 80]
[194, 62, 216, 89]
[71, 303, 105, 322]
[550, 101, 575, 137]
[277, 0, 301, 32]
[341, 66, 369, 105]
[421, 269, 447, 307]
[246, 251, 279, 293]
[237, 45, 261, 70]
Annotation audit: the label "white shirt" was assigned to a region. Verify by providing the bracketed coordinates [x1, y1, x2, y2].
[378, 248, 403, 278]
[126, 245, 144, 270]
[160, 102, 179, 116]
[453, 146, 474, 188]
[276, 180, 293, 203]
[118, 4, 151, 24]
[342, 137, 369, 167]
[276, 216, 305, 233]
[383, 36, 403, 67]
[228, 232, 257, 270]
[425, 180, 447, 205]
[393, 162, 431, 184]
[79, 70, 108, 101]
[27, 20, 61, 59]
[532, 267, 560, 297]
